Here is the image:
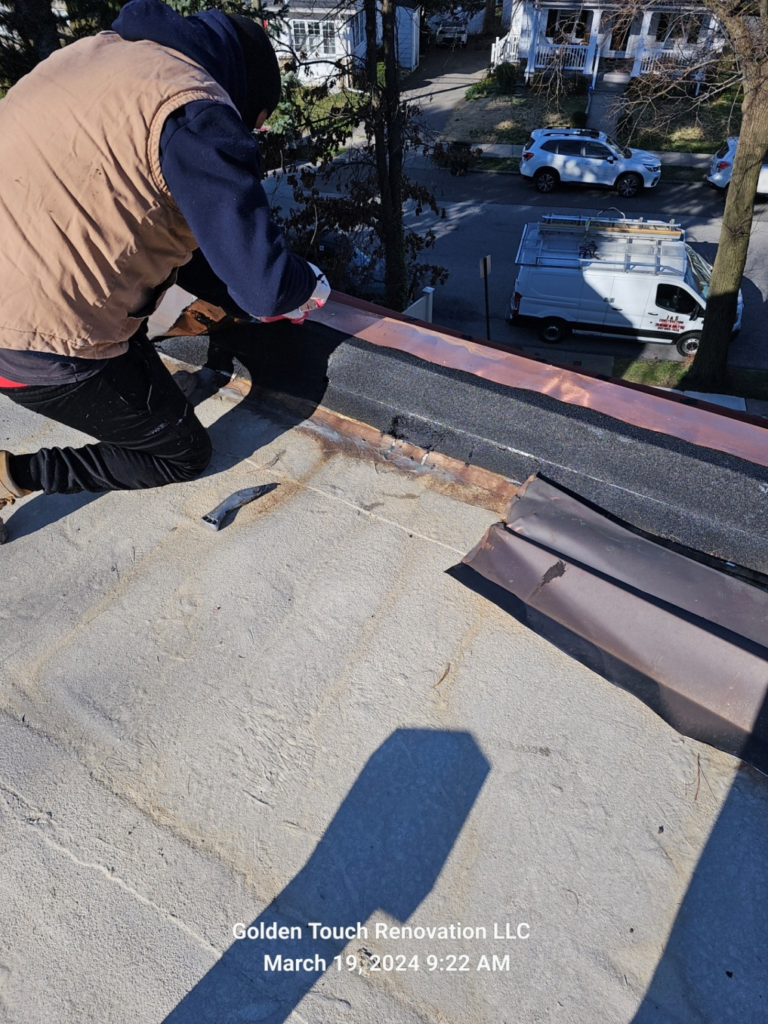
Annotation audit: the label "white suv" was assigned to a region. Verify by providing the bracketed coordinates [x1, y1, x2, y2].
[706, 137, 768, 195]
[520, 128, 661, 198]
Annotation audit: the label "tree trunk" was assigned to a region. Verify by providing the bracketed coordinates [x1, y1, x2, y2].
[380, 0, 408, 311]
[483, 0, 495, 36]
[683, 57, 768, 391]
[364, 0, 409, 311]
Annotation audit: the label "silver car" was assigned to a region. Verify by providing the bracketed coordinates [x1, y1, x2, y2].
[706, 137, 768, 195]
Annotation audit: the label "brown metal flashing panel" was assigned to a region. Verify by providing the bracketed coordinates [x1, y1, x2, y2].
[313, 296, 768, 469]
[463, 477, 768, 775]
[504, 476, 768, 648]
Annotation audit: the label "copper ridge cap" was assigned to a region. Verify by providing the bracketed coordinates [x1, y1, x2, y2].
[313, 292, 768, 470]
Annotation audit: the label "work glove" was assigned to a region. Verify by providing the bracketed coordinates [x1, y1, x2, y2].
[259, 263, 331, 324]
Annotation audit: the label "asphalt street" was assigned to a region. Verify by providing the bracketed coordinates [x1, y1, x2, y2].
[266, 163, 768, 372]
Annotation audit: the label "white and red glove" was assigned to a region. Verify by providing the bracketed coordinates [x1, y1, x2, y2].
[259, 263, 331, 324]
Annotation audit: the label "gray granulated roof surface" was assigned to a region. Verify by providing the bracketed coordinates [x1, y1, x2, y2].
[1, 330, 766, 1023]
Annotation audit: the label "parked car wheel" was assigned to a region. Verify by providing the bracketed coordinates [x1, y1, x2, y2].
[616, 172, 643, 198]
[539, 317, 570, 343]
[534, 168, 559, 194]
[676, 331, 701, 357]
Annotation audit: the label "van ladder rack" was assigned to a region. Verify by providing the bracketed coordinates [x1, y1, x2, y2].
[539, 214, 684, 240]
[517, 216, 689, 276]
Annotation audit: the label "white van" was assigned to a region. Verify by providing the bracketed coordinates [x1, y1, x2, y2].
[509, 214, 742, 356]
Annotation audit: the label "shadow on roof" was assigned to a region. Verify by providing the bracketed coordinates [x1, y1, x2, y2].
[164, 728, 490, 1023]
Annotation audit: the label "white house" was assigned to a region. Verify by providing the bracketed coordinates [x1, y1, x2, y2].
[492, 1, 726, 83]
[267, 0, 421, 87]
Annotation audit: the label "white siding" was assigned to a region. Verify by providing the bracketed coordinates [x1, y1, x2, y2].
[272, 8, 363, 87]
[396, 6, 420, 72]
[272, 2, 419, 85]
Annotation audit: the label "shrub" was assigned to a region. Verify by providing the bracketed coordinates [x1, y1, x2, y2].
[492, 62, 519, 93]
[465, 77, 494, 100]
[570, 109, 588, 128]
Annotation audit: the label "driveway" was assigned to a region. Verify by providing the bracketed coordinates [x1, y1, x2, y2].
[402, 44, 491, 137]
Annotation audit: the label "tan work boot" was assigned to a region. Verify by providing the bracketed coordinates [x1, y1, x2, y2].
[0, 451, 30, 544]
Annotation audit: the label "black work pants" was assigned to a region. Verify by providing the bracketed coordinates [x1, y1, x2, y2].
[0, 332, 212, 493]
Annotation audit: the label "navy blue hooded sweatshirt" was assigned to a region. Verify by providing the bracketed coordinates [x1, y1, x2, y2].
[0, 0, 315, 386]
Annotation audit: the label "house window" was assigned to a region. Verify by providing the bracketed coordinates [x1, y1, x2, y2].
[292, 20, 318, 52]
[322, 21, 337, 55]
[291, 19, 338, 56]
[561, 12, 587, 41]
[654, 11, 701, 49]
[609, 13, 632, 54]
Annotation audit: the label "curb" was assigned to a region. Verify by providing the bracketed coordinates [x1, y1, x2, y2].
[466, 144, 712, 169]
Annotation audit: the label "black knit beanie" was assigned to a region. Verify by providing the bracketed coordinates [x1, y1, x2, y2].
[226, 15, 282, 127]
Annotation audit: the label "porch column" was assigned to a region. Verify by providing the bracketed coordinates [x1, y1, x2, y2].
[587, 8, 601, 86]
[525, 3, 541, 81]
[698, 13, 718, 50]
[631, 8, 654, 77]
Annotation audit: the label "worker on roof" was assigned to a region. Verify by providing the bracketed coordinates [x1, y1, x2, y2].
[0, 0, 329, 540]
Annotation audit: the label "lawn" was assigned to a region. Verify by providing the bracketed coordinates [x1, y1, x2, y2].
[442, 89, 587, 145]
[612, 358, 690, 389]
[477, 157, 521, 172]
[621, 88, 742, 154]
[450, 68, 742, 153]
[612, 359, 768, 401]
[658, 166, 708, 183]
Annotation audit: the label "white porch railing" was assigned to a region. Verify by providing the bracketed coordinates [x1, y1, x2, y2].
[491, 35, 519, 67]
[534, 42, 589, 71]
[639, 43, 719, 75]
[491, 35, 722, 77]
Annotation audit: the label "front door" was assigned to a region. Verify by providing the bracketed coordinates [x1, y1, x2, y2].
[604, 13, 634, 57]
